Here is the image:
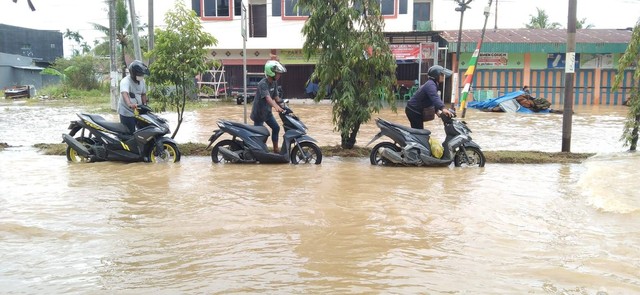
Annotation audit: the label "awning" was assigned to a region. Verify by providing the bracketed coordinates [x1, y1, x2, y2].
[11, 65, 44, 71]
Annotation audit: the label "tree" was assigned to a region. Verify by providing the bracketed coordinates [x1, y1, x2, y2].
[525, 8, 561, 29]
[299, 0, 398, 149]
[146, 1, 217, 139]
[576, 18, 594, 29]
[613, 20, 640, 151]
[63, 29, 91, 56]
[91, 0, 145, 77]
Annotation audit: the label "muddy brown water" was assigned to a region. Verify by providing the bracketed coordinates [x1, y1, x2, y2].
[1, 100, 639, 293]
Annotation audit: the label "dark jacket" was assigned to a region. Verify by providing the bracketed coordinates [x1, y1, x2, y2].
[250, 78, 279, 122]
[406, 78, 444, 114]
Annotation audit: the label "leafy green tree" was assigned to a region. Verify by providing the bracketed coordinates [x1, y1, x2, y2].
[299, 0, 397, 149]
[146, 1, 217, 139]
[525, 8, 561, 29]
[91, 0, 146, 77]
[576, 18, 594, 29]
[613, 19, 640, 151]
[49, 55, 107, 91]
[63, 29, 91, 56]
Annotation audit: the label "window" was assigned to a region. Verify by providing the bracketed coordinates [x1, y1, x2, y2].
[50, 43, 56, 49]
[399, 0, 407, 14]
[192, 0, 232, 18]
[234, 0, 242, 16]
[379, 0, 394, 16]
[354, 0, 396, 17]
[250, 4, 267, 37]
[413, 1, 430, 30]
[205, 0, 229, 17]
[284, 0, 310, 17]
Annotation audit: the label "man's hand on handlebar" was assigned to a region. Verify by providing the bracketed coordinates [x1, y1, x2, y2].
[439, 108, 453, 118]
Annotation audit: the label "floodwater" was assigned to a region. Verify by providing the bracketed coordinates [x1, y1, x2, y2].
[1, 99, 639, 294]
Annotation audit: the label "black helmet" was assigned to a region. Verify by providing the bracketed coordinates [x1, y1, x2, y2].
[128, 60, 150, 77]
[427, 65, 452, 80]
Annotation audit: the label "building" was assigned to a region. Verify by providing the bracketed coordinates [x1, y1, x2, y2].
[0, 24, 63, 91]
[183, 1, 634, 104]
[188, 0, 436, 98]
[443, 28, 635, 105]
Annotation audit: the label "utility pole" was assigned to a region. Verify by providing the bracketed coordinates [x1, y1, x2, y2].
[494, 0, 498, 30]
[452, 0, 472, 109]
[128, 0, 143, 61]
[562, 0, 577, 152]
[109, 0, 119, 111]
[148, 0, 154, 64]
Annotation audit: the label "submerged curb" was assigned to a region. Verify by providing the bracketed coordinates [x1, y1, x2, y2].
[24, 142, 595, 164]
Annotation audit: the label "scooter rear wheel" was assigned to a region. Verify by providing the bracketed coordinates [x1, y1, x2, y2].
[454, 146, 486, 167]
[211, 139, 243, 163]
[66, 137, 94, 163]
[370, 142, 401, 166]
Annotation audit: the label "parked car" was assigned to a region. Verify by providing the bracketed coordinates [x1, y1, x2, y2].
[232, 73, 284, 105]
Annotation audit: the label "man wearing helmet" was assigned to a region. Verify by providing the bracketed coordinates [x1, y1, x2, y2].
[250, 60, 286, 153]
[405, 65, 454, 129]
[118, 60, 150, 133]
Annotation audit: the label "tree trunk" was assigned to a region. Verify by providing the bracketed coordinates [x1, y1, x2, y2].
[341, 123, 360, 149]
[631, 114, 640, 151]
[121, 44, 127, 79]
[171, 81, 187, 139]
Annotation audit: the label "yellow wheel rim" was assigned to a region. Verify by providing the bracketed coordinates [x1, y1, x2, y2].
[150, 144, 178, 163]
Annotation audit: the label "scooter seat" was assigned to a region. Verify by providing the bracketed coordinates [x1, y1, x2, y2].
[226, 121, 270, 136]
[84, 114, 132, 134]
[388, 121, 431, 136]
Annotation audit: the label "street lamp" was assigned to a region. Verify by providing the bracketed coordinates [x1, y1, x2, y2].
[452, 0, 472, 108]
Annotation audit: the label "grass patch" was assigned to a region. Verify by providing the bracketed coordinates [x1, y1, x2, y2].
[484, 150, 594, 164]
[32, 142, 594, 164]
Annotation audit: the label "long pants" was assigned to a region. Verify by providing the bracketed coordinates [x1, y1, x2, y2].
[253, 113, 281, 148]
[405, 106, 424, 129]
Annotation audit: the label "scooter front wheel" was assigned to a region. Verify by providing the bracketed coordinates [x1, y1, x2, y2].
[149, 142, 181, 163]
[454, 146, 486, 167]
[370, 142, 401, 166]
[290, 142, 322, 164]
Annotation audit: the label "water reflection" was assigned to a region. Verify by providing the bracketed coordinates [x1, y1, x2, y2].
[1, 101, 639, 293]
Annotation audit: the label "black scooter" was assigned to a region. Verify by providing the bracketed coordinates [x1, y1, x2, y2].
[62, 105, 181, 163]
[207, 100, 322, 164]
[366, 110, 485, 167]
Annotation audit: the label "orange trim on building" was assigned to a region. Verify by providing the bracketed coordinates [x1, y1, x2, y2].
[593, 68, 601, 105]
[523, 53, 531, 88]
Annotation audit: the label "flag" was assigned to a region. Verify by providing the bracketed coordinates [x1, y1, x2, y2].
[458, 42, 482, 117]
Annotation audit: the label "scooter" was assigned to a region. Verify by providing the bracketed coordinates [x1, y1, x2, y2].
[207, 100, 322, 164]
[366, 110, 485, 167]
[62, 105, 181, 163]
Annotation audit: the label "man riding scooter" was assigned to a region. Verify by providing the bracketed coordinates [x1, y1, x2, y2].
[250, 60, 287, 153]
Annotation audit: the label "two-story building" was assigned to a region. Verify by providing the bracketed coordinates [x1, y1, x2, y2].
[188, 0, 437, 98]
[181, 0, 634, 104]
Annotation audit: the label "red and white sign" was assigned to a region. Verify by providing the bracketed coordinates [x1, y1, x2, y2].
[390, 43, 438, 60]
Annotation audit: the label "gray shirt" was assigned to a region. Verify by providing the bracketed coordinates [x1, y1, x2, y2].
[118, 76, 147, 117]
[250, 78, 279, 122]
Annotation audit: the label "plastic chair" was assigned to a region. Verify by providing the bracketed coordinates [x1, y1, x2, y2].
[403, 85, 418, 100]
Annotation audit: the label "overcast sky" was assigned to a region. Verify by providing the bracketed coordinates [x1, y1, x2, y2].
[3, 0, 640, 56]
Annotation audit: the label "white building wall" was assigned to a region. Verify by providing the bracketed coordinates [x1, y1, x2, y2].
[165, 0, 428, 50]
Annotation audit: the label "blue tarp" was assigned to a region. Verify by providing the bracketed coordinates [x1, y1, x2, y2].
[467, 90, 550, 113]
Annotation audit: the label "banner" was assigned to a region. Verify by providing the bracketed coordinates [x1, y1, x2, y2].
[389, 44, 421, 60]
[478, 52, 508, 67]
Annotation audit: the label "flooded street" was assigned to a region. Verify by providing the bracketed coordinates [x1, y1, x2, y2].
[1, 100, 639, 293]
